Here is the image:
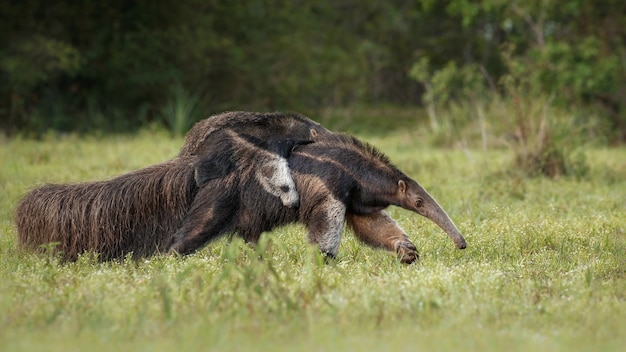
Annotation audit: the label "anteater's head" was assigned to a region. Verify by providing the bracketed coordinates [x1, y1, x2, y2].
[396, 179, 467, 249]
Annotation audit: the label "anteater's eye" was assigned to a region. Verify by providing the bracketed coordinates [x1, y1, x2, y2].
[280, 185, 291, 193]
[416, 198, 423, 207]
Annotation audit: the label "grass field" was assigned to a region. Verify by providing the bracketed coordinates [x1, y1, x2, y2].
[0, 122, 625, 351]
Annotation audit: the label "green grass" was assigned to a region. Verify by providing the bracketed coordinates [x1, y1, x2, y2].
[0, 124, 625, 351]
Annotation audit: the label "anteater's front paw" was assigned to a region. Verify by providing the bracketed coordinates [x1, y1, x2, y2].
[395, 241, 419, 264]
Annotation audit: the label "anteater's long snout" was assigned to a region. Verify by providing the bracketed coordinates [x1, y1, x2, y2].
[420, 192, 467, 249]
[431, 210, 467, 249]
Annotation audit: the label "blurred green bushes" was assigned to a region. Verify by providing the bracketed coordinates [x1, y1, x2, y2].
[0, 0, 624, 140]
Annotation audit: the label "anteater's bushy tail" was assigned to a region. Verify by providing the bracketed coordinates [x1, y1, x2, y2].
[15, 158, 199, 261]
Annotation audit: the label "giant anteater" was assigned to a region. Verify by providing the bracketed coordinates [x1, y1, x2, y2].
[170, 132, 466, 262]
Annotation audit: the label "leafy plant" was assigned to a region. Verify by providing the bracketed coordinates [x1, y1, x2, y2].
[499, 45, 592, 179]
[502, 96, 590, 178]
[159, 85, 204, 137]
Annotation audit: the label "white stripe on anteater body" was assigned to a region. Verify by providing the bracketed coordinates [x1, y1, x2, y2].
[14, 130, 306, 261]
[170, 133, 467, 262]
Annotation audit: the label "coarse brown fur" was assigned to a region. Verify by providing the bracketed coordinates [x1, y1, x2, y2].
[181, 111, 330, 208]
[170, 133, 466, 262]
[15, 111, 463, 263]
[177, 111, 465, 263]
[179, 111, 331, 157]
[179, 112, 421, 262]
[15, 157, 199, 261]
[346, 211, 418, 264]
[14, 125, 308, 261]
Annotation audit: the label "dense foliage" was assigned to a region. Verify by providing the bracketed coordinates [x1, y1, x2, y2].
[1, 1, 624, 137]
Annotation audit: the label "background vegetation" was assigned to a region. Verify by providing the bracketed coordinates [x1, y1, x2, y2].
[1, 2, 625, 350]
[1, 0, 624, 140]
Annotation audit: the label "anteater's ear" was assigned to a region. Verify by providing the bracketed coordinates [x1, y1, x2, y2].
[272, 139, 313, 158]
[309, 128, 318, 139]
[398, 180, 407, 194]
[194, 156, 235, 187]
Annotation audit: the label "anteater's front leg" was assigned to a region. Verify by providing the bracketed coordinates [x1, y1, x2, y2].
[305, 197, 346, 258]
[346, 211, 418, 264]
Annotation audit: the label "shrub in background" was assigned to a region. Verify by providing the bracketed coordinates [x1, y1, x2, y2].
[409, 46, 593, 179]
[159, 85, 204, 137]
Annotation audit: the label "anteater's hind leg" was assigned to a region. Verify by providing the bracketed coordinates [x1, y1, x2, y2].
[305, 197, 346, 258]
[346, 210, 418, 264]
[169, 193, 238, 256]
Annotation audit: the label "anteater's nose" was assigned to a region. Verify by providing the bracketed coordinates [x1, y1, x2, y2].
[456, 237, 467, 249]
